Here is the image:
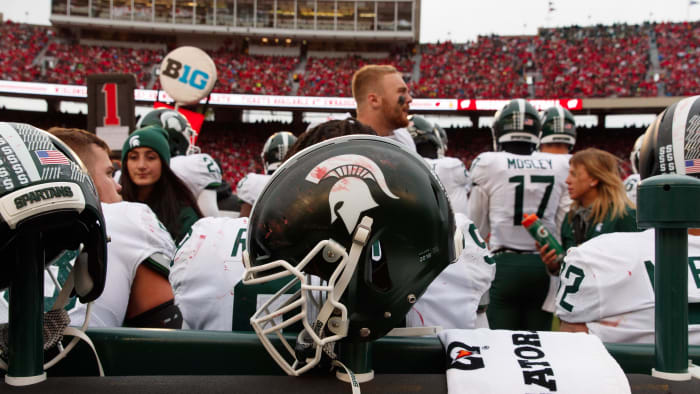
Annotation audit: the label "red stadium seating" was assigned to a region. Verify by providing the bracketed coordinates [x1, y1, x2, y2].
[412, 38, 530, 99]
[0, 20, 695, 100]
[655, 21, 700, 97]
[298, 54, 413, 97]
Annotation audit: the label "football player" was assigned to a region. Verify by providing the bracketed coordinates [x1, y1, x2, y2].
[468, 99, 570, 331]
[538, 106, 577, 155]
[48, 127, 178, 328]
[236, 131, 297, 217]
[352, 64, 417, 152]
[407, 115, 470, 217]
[405, 212, 495, 330]
[0, 126, 179, 329]
[623, 134, 644, 204]
[137, 108, 222, 217]
[555, 95, 700, 344]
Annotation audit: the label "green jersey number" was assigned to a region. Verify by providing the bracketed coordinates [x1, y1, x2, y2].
[508, 175, 555, 225]
[559, 263, 585, 312]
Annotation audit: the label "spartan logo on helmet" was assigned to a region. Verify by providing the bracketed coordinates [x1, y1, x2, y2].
[160, 110, 188, 133]
[305, 154, 399, 234]
[446, 341, 486, 371]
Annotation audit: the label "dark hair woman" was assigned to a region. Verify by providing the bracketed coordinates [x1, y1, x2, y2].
[120, 125, 203, 243]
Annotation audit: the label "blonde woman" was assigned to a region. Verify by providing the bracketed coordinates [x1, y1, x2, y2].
[540, 148, 638, 274]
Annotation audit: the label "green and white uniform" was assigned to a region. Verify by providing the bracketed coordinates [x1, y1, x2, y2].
[1, 201, 175, 327]
[623, 173, 640, 205]
[556, 229, 700, 344]
[171, 216, 302, 331]
[236, 173, 271, 206]
[170, 153, 222, 198]
[425, 157, 471, 217]
[468, 150, 570, 331]
[170, 216, 249, 331]
[405, 214, 495, 330]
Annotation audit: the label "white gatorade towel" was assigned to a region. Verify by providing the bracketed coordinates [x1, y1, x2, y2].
[438, 329, 630, 394]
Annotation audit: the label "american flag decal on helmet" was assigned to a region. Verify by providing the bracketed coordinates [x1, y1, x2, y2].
[35, 150, 70, 165]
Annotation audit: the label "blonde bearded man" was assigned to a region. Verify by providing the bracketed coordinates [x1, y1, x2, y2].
[352, 64, 416, 152]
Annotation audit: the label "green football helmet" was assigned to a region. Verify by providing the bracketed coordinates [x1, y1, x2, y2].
[407, 115, 442, 158]
[0, 123, 107, 302]
[491, 99, 541, 152]
[539, 106, 576, 149]
[243, 135, 458, 376]
[638, 95, 700, 180]
[261, 131, 297, 174]
[137, 108, 197, 156]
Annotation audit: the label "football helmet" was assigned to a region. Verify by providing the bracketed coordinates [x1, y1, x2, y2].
[0, 123, 107, 302]
[638, 95, 700, 180]
[261, 131, 297, 175]
[630, 134, 644, 175]
[491, 99, 541, 152]
[539, 106, 576, 149]
[243, 135, 459, 376]
[407, 115, 442, 158]
[137, 108, 197, 156]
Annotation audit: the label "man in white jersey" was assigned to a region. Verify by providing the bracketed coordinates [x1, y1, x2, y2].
[468, 99, 570, 331]
[237, 131, 297, 217]
[138, 108, 222, 217]
[623, 134, 644, 204]
[536, 106, 576, 312]
[352, 64, 417, 152]
[170, 216, 248, 330]
[407, 115, 470, 217]
[556, 95, 700, 344]
[47, 128, 179, 328]
[406, 213, 495, 330]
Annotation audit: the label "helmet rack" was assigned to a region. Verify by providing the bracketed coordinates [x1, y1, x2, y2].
[5, 231, 47, 386]
[637, 174, 700, 380]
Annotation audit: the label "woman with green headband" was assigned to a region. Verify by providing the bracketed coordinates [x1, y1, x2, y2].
[120, 125, 203, 243]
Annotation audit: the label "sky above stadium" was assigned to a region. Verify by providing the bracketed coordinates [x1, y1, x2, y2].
[1, 0, 699, 42]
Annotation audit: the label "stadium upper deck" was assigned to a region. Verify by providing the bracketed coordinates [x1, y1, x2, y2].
[49, 0, 419, 42]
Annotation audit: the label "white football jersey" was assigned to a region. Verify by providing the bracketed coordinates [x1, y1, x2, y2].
[439, 329, 630, 394]
[70, 202, 176, 327]
[236, 173, 271, 206]
[171, 153, 222, 198]
[425, 157, 471, 217]
[388, 128, 418, 152]
[623, 173, 640, 205]
[555, 229, 700, 344]
[0, 202, 175, 327]
[406, 214, 495, 330]
[170, 216, 249, 331]
[468, 151, 570, 251]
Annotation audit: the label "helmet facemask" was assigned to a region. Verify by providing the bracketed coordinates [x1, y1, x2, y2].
[243, 217, 373, 376]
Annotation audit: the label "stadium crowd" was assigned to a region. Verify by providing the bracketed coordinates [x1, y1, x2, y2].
[1, 20, 698, 98]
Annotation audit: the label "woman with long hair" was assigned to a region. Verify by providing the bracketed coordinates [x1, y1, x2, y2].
[120, 125, 203, 243]
[540, 148, 638, 273]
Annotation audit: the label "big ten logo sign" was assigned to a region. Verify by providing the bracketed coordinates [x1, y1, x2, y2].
[159, 46, 217, 105]
[161, 58, 209, 90]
